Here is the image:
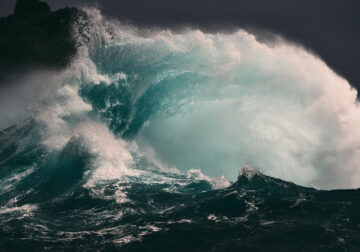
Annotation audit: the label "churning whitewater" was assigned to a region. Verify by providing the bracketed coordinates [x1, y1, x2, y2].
[1, 7, 360, 251]
[38, 8, 360, 189]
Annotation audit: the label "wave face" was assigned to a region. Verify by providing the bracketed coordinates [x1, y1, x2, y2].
[72, 8, 360, 189]
[1, 8, 360, 251]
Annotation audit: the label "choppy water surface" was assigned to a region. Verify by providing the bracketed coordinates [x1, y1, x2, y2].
[1, 8, 360, 251]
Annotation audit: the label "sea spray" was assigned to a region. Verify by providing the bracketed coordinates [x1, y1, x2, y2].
[1, 7, 360, 251]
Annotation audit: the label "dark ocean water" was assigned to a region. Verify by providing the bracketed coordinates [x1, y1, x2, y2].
[1, 121, 359, 251]
[0, 121, 359, 251]
[1, 7, 360, 251]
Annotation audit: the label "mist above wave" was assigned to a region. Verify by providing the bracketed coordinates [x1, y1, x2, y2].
[3, 7, 360, 189]
[78, 8, 360, 189]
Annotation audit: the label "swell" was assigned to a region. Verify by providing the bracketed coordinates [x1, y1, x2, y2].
[1, 7, 360, 195]
[1, 7, 360, 250]
[71, 8, 360, 189]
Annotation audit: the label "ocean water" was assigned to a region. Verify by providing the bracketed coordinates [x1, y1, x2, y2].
[1, 8, 360, 251]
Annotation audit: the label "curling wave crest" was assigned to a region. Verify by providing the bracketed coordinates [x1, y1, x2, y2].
[2, 8, 360, 250]
[59, 8, 360, 189]
[4, 7, 360, 192]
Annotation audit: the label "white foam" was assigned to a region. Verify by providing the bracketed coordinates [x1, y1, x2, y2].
[238, 166, 261, 180]
[0, 204, 38, 215]
[187, 169, 231, 189]
[22, 7, 360, 189]
[74, 122, 137, 182]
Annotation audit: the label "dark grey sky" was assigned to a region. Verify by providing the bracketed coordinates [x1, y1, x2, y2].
[1, 0, 360, 91]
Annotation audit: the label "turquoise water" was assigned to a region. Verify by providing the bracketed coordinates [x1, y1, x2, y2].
[1, 8, 360, 250]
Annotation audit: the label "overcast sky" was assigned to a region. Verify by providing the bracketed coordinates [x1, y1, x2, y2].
[1, 0, 360, 91]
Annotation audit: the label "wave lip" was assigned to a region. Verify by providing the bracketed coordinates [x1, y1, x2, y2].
[65, 7, 360, 189]
[0, 6, 360, 251]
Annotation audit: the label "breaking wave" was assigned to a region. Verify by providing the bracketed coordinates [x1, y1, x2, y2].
[38, 8, 360, 189]
[2, 7, 360, 250]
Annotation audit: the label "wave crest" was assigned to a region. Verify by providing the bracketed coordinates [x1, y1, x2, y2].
[10, 7, 360, 189]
